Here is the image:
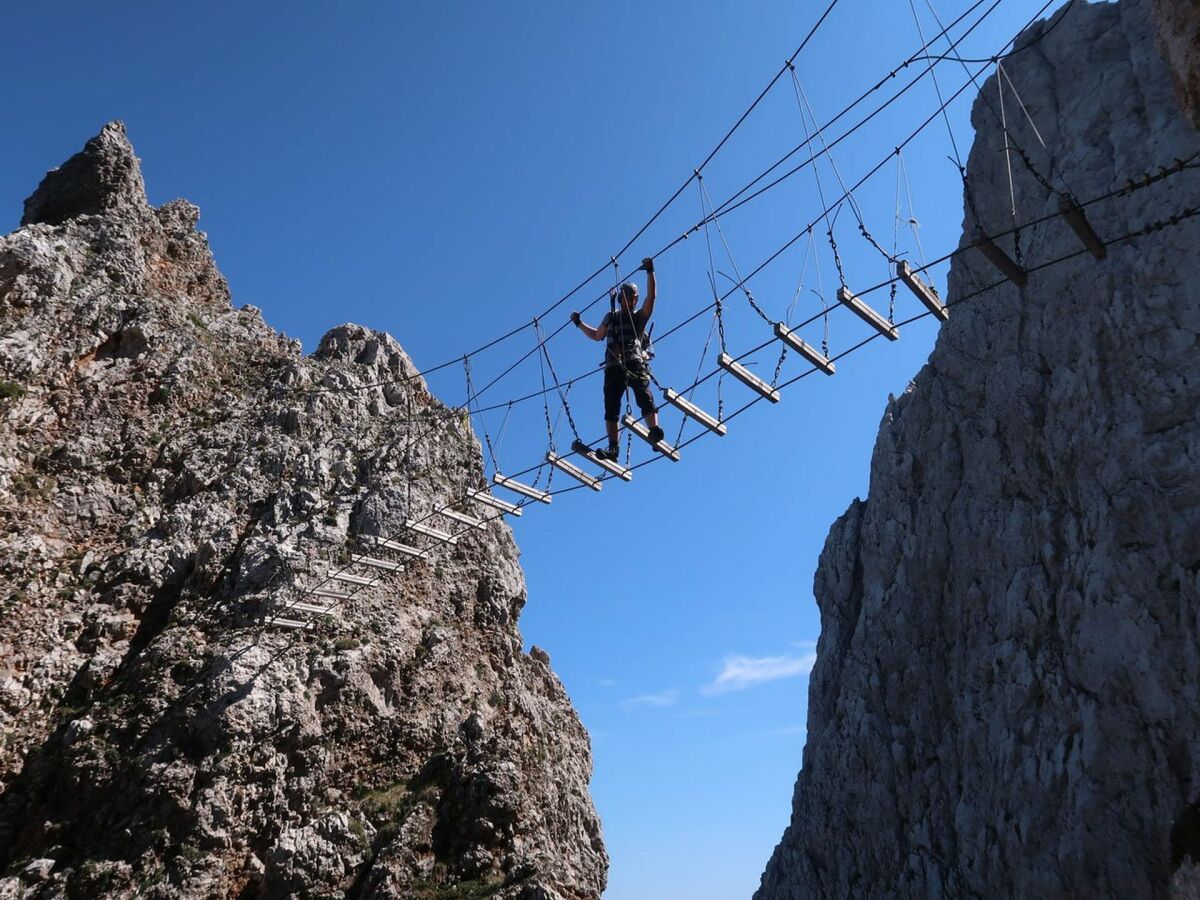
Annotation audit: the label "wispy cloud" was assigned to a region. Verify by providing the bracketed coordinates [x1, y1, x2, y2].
[701, 651, 816, 696]
[619, 689, 679, 710]
[598, 678, 619, 688]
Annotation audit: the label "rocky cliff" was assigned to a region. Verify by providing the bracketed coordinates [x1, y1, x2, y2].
[0, 122, 606, 899]
[1154, 0, 1200, 127]
[758, 0, 1200, 897]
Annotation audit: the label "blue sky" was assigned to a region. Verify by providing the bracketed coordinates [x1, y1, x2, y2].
[1, 1, 1068, 896]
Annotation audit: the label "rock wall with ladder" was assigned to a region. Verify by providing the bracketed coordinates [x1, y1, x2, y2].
[757, 0, 1200, 897]
[0, 122, 606, 899]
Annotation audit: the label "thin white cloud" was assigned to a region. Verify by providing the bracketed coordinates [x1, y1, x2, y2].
[702, 652, 817, 696]
[619, 689, 679, 710]
[597, 678, 619, 688]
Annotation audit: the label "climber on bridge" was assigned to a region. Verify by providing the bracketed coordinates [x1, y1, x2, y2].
[570, 257, 664, 461]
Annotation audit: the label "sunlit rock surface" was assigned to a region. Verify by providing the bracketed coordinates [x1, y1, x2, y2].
[758, 0, 1200, 897]
[0, 122, 606, 899]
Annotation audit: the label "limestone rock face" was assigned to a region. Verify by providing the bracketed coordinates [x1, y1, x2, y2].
[21, 121, 152, 228]
[1154, 0, 1200, 127]
[0, 124, 606, 899]
[758, 0, 1200, 897]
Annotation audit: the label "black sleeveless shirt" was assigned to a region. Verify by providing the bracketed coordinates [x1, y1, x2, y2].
[601, 308, 649, 369]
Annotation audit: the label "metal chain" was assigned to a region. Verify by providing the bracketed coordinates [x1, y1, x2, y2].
[698, 177, 730, 352]
[463, 357, 499, 473]
[791, 67, 893, 264]
[700, 175, 773, 325]
[535, 318, 556, 453]
[534, 317, 581, 440]
[772, 345, 789, 386]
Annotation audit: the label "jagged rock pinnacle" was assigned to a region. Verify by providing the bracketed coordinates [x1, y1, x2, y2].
[0, 118, 606, 897]
[21, 120, 150, 227]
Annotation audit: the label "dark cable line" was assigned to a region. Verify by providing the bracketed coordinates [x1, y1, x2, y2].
[303, 0, 1005, 401]
[363, 0, 843, 386]
[288, 152, 1200, 441]
[333, 3, 1060, 412]
[537, 196, 1200, 494]
[500, 155, 1200, 478]
[269, 185, 1200, 636]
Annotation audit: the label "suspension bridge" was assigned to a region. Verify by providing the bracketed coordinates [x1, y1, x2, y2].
[257, 0, 1200, 630]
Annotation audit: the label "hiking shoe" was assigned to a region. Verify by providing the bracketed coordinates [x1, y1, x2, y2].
[596, 445, 620, 461]
[648, 425, 665, 445]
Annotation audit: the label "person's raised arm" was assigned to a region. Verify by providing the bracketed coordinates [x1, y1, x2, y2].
[640, 257, 656, 320]
[571, 310, 607, 341]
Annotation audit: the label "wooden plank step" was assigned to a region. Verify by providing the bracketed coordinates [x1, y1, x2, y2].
[621, 415, 681, 461]
[492, 473, 552, 504]
[367, 537, 428, 559]
[1058, 193, 1106, 260]
[662, 388, 727, 436]
[440, 507, 486, 530]
[312, 588, 353, 601]
[972, 230, 1028, 287]
[774, 322, 836, 375]
[467, 489, 523, 517]
[547, 452, 602, 491]
[896, 260, 948, 321]
[329, 571, 373, 586]
[571, 440, 633, 481]
[717, 353, 780, 403]
[838, 286, 900, 340]
[290, 601, 337, 615]
[405, 519, 458, 544]
[350, 554, 405, 573]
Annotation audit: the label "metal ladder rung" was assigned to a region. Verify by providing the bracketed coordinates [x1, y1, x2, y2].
[547, 452, 602, 491]
[621, 415, 681, 461]
[774, 323, 836, 375]
[717, 353, 780, 403]
[896, 261, 948, 321]
[571, 440, 633, 481]
[266, 617, 311, 630]
[662, 388, 727, 436]
[405, 519, 457, 544]
[838, 286, 899, 341]
[492, 473, 552, 504]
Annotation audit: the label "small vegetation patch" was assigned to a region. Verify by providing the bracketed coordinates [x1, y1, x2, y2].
[0, 380, 26, 402]
[355, 777, 445, 845]
[357, 780, 412, 820]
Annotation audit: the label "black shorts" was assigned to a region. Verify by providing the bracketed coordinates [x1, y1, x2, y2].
[604, 364, 655, 422]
